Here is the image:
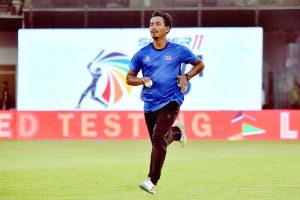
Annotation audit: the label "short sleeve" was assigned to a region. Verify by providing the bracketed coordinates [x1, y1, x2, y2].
[129, 51, 142, 73]
[181, 46, 199, 65]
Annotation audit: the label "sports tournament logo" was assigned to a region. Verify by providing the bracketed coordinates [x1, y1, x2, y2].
[76, 50, 132, 109]
[228, 111, 266, 141]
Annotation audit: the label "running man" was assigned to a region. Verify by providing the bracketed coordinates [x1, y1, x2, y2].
[126, 11, 205, 194]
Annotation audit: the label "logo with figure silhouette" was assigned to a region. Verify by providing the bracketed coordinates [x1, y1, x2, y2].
[76, 50, 132, 109]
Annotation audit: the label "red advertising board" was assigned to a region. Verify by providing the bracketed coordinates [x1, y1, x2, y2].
[0, 110, 299, 140]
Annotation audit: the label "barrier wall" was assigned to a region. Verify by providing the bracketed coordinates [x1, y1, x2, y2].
[0, 110, 299, 140]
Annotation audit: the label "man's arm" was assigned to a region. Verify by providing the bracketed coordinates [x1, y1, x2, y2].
[177, 59, 205, 93]
[185, 59, 205, 79]
[126, 69, 152, 86]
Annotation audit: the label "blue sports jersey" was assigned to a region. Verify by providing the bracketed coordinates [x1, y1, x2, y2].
[130, 41, 199, 112]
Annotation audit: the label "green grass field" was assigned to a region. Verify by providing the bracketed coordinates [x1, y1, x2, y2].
[0, 140, 300, 200]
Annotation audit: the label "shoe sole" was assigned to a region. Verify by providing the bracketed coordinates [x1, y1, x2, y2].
[180, 133, 187, 147]
[175, 121, 187, 147]
[139, 184, 155, 194]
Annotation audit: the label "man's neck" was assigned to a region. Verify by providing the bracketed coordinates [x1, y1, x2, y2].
[152, 38, 167, 49]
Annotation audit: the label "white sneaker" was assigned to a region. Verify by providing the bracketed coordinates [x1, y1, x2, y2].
[174, 120, 187, 147]
[139, 178, 156, 194]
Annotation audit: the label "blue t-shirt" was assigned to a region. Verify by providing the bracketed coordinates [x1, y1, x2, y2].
[130, 41, 198, 112]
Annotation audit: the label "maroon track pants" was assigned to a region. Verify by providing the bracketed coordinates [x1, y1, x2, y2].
[144, 101, 182, 185]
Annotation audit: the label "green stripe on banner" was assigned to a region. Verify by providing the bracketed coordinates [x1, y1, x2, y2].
[242, 123, 266, 136]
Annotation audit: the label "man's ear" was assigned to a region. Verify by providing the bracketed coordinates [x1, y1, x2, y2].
[166, 26, 170, 33]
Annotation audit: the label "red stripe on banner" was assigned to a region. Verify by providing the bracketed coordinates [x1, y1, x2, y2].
[0, 110, 299, 140]
[197, 34, 203, 50]
[192, 34, 198, 50]
[102, 76, 110, 102]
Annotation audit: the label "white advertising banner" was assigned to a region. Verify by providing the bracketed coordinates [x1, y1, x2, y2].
[18, 27, 263, 111]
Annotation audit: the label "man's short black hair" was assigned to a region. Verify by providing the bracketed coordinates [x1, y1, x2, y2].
[151, 11, 173, 29]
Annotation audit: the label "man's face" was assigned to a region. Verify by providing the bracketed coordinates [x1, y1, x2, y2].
[149, 16, 169, 39]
